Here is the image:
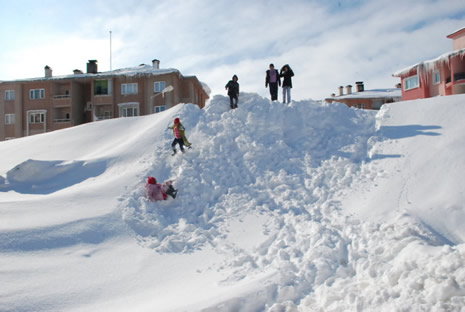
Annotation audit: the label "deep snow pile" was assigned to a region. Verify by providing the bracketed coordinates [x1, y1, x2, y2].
[1, 93, 465, 312]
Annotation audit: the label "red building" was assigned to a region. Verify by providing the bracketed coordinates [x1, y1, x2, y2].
[325, 81, 401, 110]
[393, 27, 465, 101]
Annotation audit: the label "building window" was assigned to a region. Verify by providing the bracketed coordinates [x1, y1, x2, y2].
[121, 107, 138, 117]
[4, 90, 15, 101]
[154, 105, 166, 113]
[154, 81, 166, 93]
[5, 114, 15, 124]
[404, 75, 419, 91]
[29, 112, 45, 123]
[122, 83, 138, 95]
[104, 111, 112, 119]
[433, 70, 440, 85]
[118, 102, 140, 117]
[94, 79, 112, 95]
[29, 89, 45, 99]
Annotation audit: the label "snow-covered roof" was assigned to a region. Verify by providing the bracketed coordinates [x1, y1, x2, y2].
[326, 88, 401, 100]
[393, 48, 465, 77]
[2, 64, 181, 83]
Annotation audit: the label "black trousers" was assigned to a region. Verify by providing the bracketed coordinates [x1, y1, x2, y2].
[269, 83, 278, 101]
[171, 138, 185, 152]
[229, 95, 238, 109]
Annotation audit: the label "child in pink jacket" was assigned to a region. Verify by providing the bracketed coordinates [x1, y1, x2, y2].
[145, 177, 177, 201]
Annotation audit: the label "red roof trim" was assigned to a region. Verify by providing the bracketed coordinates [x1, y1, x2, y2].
[447, 27, 465, 39]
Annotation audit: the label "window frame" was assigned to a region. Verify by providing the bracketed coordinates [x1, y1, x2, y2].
[404, 75, 420, 91]
[29, 111, 46, 124]
[118, 102, 140, 118]
[154, 105, 166, 113]
[121, 106, 138, 117]
[103, 111, 112, 119]
[121, 83, 138, 95]
[154, 81, 166, 93]
[433, 70, 440, 85]
[29, 88, 45, 100]
[4, 90, 15, 101]
[94, 79, 112, 96]
[5, 114, 15, 124]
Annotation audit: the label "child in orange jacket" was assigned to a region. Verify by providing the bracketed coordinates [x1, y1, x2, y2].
[168, 118, 191, 155]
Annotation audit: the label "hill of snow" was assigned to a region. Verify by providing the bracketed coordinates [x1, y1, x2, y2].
[1, 93, 465, 311]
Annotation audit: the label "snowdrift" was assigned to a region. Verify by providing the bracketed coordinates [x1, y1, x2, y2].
[1, 93, 465, 311]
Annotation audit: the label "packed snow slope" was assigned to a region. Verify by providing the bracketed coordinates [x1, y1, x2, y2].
[1, 93, 465, 312]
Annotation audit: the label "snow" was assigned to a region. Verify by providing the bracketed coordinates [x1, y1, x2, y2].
[326, 88, 401, 100]
[1, 92, 465, 311]
[1, 64, 180, 82]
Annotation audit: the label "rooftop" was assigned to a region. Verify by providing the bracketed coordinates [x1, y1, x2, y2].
[1, 64, 180, 84]
[447, 26, 465, 39]
[326, 88, 401, 100]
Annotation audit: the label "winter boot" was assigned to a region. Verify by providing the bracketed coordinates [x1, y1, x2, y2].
[166, 185, 178, 199]
[172, 149, 177, 156]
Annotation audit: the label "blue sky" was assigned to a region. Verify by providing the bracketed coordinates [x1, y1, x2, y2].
[1, 0, 464, 101]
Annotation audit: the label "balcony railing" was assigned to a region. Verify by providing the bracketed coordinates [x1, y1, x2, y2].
[52, 95, 71, 107]
[54, 119, 71, 123]
[53, 94, 71, 99]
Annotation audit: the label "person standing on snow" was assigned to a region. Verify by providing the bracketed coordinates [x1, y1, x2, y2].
[168, 117, 191, 155]
[225, 74, 240, 109]
[265, 63, 281, 101]
[280, 64, 294, 104]
[145, 176, 177, 201]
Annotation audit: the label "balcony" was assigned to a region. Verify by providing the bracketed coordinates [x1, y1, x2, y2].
[454, 72, 465, 84]
[52, 94, 71, 107]
[53, 119, 72, 130]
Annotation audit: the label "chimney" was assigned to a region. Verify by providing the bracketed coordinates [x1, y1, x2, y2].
[73, 69, 83, 75]
[45, 65, 52, 78]
[396, 83, 401, 88]
[356, 81, 364, 92]
[152, 59, 160, 69]
[346, 85, 352, 95]
[331, 93, 336, 97]
[338, 86, 344, 96]
[87, 60, 98, 74]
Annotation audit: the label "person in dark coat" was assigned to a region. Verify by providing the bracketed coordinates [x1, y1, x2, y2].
[265, 64, 281, 101]
[225, 75, 240, 109]
[280, 64, 294, 104]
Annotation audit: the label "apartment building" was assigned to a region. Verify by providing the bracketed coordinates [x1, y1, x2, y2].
[0, 59, 209, 141]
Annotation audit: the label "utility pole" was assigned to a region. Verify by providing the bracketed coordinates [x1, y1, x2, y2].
[109, 30, 112, 71]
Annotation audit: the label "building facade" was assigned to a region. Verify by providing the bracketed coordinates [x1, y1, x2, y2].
[393, 27, 465, 101]
[325, 81, 401, 110]
[0, 59, 209, 141]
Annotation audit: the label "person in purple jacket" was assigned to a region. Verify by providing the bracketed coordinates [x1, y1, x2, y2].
[265, 63, 281, 101]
